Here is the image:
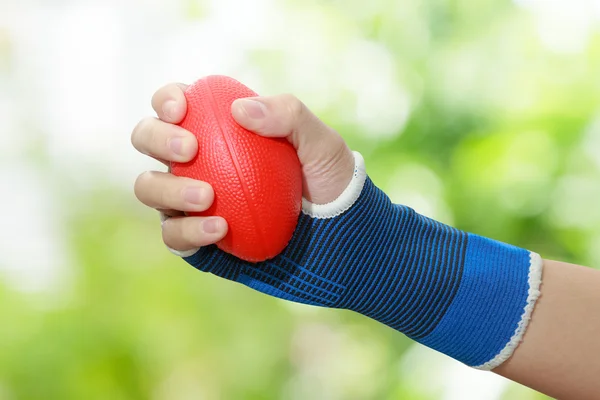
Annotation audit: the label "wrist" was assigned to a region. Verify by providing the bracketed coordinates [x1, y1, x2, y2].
[304, 171, 544, 370]
[179, 149, 544, 371]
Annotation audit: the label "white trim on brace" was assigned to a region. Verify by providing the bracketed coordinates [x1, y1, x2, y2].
[473, 252, 544, 371]
[301, 151, 367, 219]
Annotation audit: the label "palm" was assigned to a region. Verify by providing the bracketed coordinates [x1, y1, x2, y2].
[295, 133, 355, 205]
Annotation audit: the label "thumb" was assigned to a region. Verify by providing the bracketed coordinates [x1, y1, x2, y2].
[231, 94, 355, 204]
[231, 95, 344, 166]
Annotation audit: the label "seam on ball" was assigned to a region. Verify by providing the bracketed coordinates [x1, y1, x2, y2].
[203, 79, 268, 257]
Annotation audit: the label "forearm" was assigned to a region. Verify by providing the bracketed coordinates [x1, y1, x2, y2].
[494, 259, 600, 400]
[140, 81, 600, 399]
[183, 153, 544, 369]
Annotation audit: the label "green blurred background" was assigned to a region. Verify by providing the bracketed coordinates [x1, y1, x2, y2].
[1, 0, 599, 398]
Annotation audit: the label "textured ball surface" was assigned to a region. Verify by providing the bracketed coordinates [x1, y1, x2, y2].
[171, 75, 302, 262]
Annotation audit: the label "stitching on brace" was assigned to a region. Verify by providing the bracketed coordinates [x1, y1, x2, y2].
[473, 252, 544, 371]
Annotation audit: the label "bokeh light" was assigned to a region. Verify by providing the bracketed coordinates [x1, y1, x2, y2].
[1, 0, 598, 398]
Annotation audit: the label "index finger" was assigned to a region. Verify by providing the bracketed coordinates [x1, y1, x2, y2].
[151, 83, 189, 123]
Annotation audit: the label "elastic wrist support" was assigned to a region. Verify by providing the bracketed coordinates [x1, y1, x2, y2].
[175, 152, 543, 370]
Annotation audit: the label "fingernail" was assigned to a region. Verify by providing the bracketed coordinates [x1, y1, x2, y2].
[184, 187, 205, 205]
[203, 218, 223, 234]
[162, 100, 178, 121]
[169, 137, 183, 155]
[170, 136, 195, 156]
[239, 99, 267, 119]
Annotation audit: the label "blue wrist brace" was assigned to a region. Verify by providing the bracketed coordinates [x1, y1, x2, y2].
[176, 152, 543, 370]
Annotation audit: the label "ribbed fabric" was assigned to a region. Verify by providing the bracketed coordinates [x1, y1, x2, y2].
[418, 235, 532, 367]
[183, 176, 542, 368]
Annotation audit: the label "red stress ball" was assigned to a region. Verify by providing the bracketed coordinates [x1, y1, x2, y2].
[170, 75, 303, 262]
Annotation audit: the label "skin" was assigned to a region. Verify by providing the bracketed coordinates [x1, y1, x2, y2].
[132, 83, 600, 400]
[495, 260, 600, 400]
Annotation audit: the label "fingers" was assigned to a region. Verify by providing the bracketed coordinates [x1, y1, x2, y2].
[142, 82, 228, 254]
[134, 171, 214, 212]
[162, 216, 228, 251]
[231, 94, 351, 165]
[151, 83, 189, 123]
[231, 94, 330, 141]
[231, 93, 355, 204]
[131, 117, 198, 163]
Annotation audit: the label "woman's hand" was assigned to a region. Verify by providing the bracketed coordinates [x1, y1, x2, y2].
[131, 82, 355, 253]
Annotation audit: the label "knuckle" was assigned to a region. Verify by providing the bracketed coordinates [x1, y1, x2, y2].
[133, 171, 153, 200]
[283, 94, 305, 119]
[163, 83, 182, 97]
[153, 83, 185, 108]
[150, 88, 163, 107]
[151, 85, 169, 106]
[162, 218, 185, 249]
[161, 221, 176, 248]
[131, 117, 156, 152]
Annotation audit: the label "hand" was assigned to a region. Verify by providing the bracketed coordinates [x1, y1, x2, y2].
[131, 83, 355, 253]
[131, 84, 544, 379]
